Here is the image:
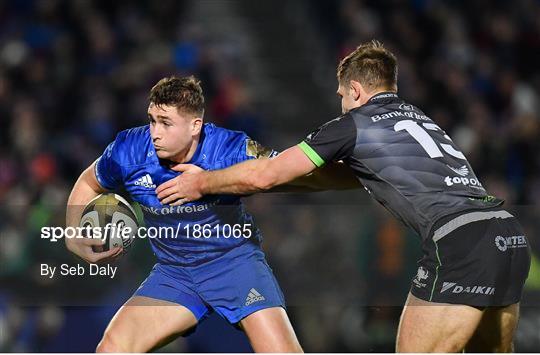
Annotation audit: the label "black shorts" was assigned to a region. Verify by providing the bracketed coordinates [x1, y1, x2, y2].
[411, 208, 531, 307]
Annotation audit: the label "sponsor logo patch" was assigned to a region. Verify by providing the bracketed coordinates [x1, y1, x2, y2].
[440, 282, 495, 295]
[495, 235, 527, 252]
[246, 139, 277, 159]
[413, 266, 429, 288]
[444, 175, 484, 190]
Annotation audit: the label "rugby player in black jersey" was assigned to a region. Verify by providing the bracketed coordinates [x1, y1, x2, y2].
[156, 41, 531, 352]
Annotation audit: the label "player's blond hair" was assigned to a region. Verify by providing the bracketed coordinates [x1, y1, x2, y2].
[337, 40, 398, 92]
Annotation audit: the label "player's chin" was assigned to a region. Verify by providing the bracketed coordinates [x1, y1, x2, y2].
[155, 150, 170, 159]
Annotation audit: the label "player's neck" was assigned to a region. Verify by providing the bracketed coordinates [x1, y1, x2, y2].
[170, 135, 201, 164]
[367, 88, 396, 100]
[354, 88, 396, 108]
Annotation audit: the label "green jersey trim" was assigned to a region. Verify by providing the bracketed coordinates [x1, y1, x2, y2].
[298, 141, 325, 167]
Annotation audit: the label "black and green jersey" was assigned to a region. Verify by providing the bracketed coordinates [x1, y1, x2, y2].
[298, 92, 503, 241]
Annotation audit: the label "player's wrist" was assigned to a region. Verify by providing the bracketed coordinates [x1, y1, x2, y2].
[198, 171, 211, 195]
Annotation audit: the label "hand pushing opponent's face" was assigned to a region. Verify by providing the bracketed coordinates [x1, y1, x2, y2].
[147, 103, 202, 162]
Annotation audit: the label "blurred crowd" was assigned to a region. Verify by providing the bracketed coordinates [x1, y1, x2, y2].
[0, 0, 539, 352]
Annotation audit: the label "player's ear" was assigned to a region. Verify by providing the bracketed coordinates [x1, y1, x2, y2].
[350, 80, 363, 102]
[191, 117, 203, 135]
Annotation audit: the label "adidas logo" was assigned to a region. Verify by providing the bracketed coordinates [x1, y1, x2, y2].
[446, 165, 469, 177]
[245, 288, 265, 306]
[134, 174, 156, 188]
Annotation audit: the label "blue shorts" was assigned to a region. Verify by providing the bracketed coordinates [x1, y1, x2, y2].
[134, 241, 285, 324]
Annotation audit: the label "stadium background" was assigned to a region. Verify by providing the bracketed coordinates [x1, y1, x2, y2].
[0, 0, 539, 352]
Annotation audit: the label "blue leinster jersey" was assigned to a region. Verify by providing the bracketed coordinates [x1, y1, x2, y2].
[95, 123, 276, 266]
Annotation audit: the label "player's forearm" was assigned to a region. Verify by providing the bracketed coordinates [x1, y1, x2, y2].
[199, 159, 279, 195]
[194, 146, 317, 196]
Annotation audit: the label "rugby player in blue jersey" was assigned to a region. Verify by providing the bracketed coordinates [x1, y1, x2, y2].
[65, 76, 357, 352]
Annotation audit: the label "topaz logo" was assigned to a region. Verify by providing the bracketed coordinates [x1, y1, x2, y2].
[495, 235, 527, 252]
[440, 282, 495, 295]
[444, 176, 483, 189]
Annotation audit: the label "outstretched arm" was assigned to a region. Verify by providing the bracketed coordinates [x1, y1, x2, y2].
[156, 115, 361, 204]
[202, 145, 318, 194]
[157, 145, 337, 204]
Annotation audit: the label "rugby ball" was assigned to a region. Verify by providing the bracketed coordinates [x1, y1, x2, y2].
[79, 193, 138, 254]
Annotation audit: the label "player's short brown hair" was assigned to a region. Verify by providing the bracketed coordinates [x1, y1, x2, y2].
[337, 40, 398, 92]
[149, 75, 205, 117]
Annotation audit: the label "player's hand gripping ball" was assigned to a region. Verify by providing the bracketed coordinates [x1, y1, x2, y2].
[79, 193, 138, 256]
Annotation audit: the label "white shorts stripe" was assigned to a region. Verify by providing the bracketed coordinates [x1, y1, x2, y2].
[433, 210, 514, 242]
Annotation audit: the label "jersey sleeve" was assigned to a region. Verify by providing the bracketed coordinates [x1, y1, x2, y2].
[297, 115, 356, 167]
[94, 135, 124, 190]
